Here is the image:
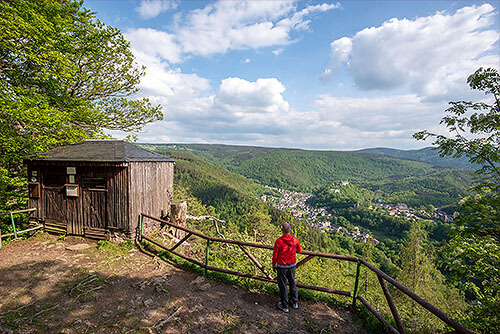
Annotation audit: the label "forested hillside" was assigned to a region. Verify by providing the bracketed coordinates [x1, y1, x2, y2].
[145, 144, 469, 333]
[357, 147, 476, 170]
[164, 150, 344, 251]
[144, 143, 472, 207]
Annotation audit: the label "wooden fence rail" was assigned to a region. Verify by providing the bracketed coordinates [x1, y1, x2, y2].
[0, 208, 41, 248]
[139, 213, 473, 334]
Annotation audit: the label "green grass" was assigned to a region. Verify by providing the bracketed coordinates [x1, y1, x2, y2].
[97, 240, 134, 254]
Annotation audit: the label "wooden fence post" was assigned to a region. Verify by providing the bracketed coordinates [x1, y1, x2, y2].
[352, 260, 361, 307]
[10, 213, 17, 238]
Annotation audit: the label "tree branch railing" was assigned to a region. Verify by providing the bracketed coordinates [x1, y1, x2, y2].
[139, 213, 473, 334]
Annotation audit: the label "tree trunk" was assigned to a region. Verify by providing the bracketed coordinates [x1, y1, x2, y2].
[170, 202, 187, 239]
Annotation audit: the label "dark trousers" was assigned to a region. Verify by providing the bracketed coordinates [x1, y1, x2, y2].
[277, 266, 298, 308]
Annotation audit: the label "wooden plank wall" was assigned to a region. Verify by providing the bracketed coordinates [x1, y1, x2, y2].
[27, 164, 48, 221]
[26, 162, 129, 235]
[128, 162, 174, 236]
[82, 190, 107, 228]
[106, 167, 128, 231]
[28, 165, 83, 234]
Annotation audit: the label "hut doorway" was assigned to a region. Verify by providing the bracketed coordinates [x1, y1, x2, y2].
[43, 186, 67, 224]
[82, 177, 108, 233]
[42, 168, 70, 233]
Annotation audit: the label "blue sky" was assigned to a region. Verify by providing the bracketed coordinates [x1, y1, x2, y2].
[84, 0, 499, 150]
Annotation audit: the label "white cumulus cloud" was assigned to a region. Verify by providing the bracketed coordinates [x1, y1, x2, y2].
[311, 94, 448, 148]
[135, 0, 178, 19]
[214, 77, 289, 115]
[129, 1, 340, 61]
[125, 28, 182, 64]
[323, 4, 499, 100]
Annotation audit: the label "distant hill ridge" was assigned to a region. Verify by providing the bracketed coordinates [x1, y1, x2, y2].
[356, 147, 476, 170]
[142, 143, 473, 207]
[144, 143, 475, 170]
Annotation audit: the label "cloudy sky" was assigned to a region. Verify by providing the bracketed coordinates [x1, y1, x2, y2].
[84, 0, 499, 150]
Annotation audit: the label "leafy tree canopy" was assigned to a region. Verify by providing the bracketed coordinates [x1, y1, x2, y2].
[414, 67, 500, 333]
[0, 0, 162, 209]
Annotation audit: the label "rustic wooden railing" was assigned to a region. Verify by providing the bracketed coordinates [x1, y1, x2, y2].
[140, 213, 473, 334]
[0, 208, 42, 248]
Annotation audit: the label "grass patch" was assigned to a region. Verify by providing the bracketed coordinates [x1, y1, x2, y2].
[3, 313, 22, 330]
[97, 240, 134, 254]
[220, 313, 244, 333]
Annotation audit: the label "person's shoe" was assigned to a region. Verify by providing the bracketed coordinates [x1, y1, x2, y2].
[292, 302, 298, 309]
[277, 302, 289, 313]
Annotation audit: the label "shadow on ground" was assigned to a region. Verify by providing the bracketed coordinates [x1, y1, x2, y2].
[0, 234, 366, 334]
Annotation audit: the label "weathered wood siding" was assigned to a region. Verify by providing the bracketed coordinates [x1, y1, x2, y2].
[128, 161, 174, 236]
[27, 164, 43, 220]
[27, 162, 129, 235]
[105, 167, 129, 231]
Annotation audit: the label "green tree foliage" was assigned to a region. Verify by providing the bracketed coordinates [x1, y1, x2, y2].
[414, 67, 500, 333]
[310, 182, 373, 209]
[396, 223, 465, 333]
[0, 0, 162, 210]
[167, 150, 267, 232]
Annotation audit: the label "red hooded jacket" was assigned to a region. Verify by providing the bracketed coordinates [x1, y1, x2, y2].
[272, 234, 302, 266]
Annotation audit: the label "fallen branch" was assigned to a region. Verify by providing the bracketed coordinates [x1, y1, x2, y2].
[18, 304, 59, 323]
[135, 241, 157, 259]
[139, 306, 183, 333]
[186, 215, 226, 239]
[77, 285, 103, 297]
[70, 274, 98, 295]
[153, 306, 183, 331]
[0, 301, 36, 317]
[186, 215, 225, 224]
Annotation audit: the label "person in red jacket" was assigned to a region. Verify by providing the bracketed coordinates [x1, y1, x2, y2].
[272, 223, 303, 313]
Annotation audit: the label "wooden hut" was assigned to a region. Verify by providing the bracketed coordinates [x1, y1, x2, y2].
[25, 140, 175, 239]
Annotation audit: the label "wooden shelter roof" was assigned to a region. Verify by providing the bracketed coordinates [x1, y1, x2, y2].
[27, 140, 175, 163]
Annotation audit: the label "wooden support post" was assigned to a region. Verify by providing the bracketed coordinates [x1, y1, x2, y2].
[10, 213, 17, 238]
[237, 244, 272, 279]
[140, 215, 144, 242]
[378, 275, 406, 334]
[170, 232, 192, 252]
[352, 260, 361, 307]
[296, 255, 314, 269]
[357, 296, 400, 334]
[360, 259, 473, 334]
[205, 240, 210, 276]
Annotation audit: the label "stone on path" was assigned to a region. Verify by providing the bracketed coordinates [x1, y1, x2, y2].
[143, 298, 154, 307]
[190, 276, 205, 285]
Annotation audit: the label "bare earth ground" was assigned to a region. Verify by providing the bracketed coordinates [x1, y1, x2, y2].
[0, 233, 367, 334]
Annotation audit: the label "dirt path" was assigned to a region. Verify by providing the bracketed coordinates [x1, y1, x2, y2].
[0, 233, 367, 333]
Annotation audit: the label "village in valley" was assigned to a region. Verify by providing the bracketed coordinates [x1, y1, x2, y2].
[259, 183, 454, 245]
